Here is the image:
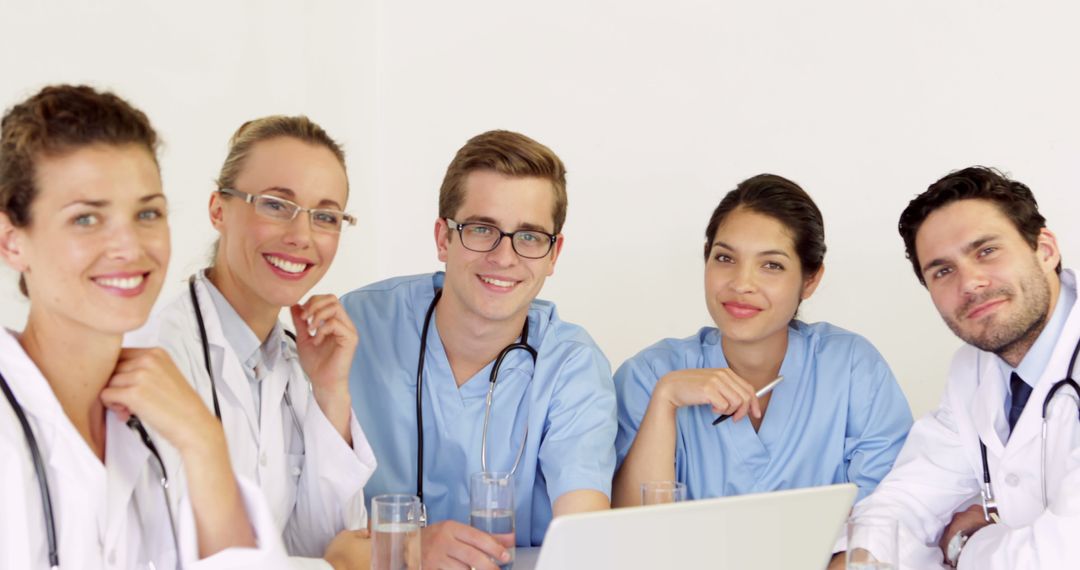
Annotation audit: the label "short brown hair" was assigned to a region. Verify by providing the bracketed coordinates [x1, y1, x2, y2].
[0, 84, 159, 295]
[438, 130, 567, 233]
[215, 115, 346, 192]
[898, 166, 1060, 285]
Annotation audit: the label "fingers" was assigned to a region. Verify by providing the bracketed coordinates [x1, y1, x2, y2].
[292, 295, 357, 346]
[423, 522, 507, 570]
[658, 368, 771, 421]
[455, 525, 509, 563]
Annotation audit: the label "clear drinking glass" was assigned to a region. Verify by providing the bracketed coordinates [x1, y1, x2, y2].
[846, 517, 899, 570]
[470, 471, 515, 570]
[370, 494, 422, 570]
[641, 480, 687, 505]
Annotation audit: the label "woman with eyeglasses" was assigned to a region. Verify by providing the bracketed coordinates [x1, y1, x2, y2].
[130, 116, 376, 569]
[0, 85, 286, 568]
[612, 174, 913, 507]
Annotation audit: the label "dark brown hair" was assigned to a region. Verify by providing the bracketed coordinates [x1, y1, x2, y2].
[898, 166, 1060, 285]
[0, 84, 159, 295]
[439, 130, 567, 234]
[703, 173, 826, 277]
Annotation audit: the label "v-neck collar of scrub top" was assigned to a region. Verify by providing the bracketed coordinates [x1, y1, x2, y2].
[701, 323, 806, 465]
[412, 272, 538, 409]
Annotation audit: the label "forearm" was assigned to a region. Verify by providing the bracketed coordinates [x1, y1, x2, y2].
[612, 394, 677, 507]
[179, 430, 257, 557]
[553, 489, 610, 517]
[312, 383, 353, 446]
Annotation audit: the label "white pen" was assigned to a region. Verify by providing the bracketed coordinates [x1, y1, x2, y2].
[712, 375, 784, 425]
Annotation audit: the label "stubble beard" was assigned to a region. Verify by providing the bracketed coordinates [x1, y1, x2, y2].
[942, 266, 1051, 366]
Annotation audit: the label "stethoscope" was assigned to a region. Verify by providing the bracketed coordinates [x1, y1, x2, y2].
[0, 370, 180, 569]
[978, 333, 1080, 523]
[188, 274, 304, 442]
[414, 288, 537, 512]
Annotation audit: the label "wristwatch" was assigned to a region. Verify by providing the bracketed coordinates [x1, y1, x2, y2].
[945, 529, 970, 568]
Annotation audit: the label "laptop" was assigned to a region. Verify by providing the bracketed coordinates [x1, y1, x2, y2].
[532, 483, 856, 570]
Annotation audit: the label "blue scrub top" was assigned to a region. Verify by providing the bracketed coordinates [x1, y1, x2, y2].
[342, 272, 617, 546]
[615, 321, 912, 502]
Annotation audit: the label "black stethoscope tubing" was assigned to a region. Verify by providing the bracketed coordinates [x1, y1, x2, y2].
[979, 331, 1080, 520]
[414, 288, 537, 505]
[0, 369, 58, 568]
[189, 274, 302, 432]
[0, 370, 179, 569]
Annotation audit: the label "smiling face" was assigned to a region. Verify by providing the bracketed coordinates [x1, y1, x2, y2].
[0, 143, 168, 335]
[704, 207, 822, 346]
[435, 170, 563, 326]
[209, 136, 348, 312]
[915, 199, 1060, 362]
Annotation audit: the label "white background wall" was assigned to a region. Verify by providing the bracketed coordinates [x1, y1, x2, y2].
[2, 0, 1078, 418]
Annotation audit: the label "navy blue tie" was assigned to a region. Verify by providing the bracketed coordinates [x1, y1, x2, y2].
[1008, 372, 1032, 433]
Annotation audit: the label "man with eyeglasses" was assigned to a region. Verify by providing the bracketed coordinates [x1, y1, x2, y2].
[341, 130, 616, 570]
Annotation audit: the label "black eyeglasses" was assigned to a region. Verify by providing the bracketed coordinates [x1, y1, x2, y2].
[446, 218, 557, 259]
[219, 188, 356, 233]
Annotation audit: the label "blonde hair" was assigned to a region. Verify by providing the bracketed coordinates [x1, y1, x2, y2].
[216, 115, 346, 192]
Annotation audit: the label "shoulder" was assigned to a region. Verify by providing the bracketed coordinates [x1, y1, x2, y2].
[130, 287, 193, 342]
[943, 343, 984, 387]
[794, 320, 888, 363]
[341, 273, 433, 321]
[341, 273, 430, 304]
[527, 300, 614, 387]
[792, 321, 904, 400]
[615, 328, 715, 386]
[529, 299, 599, 350]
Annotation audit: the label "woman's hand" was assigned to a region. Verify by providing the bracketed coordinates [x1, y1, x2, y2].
[654, 368, 762, 422]
[291, 294, 358, 394]
[101, 347, 223, 455]
[101, 348, 256, 556]
[324, 529, 372, 570]
[291, 293, 358, 442]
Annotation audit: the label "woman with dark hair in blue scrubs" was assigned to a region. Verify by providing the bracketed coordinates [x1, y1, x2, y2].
[613, 174, 913, 506]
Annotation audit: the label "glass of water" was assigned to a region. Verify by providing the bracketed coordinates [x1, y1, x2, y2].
[470, 471, 515, 570]
[641, 480, 687, 505]
[846, 517, 898, 570]
[371, 494, 422, 570]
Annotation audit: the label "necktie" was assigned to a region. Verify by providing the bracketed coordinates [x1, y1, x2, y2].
[1008, 372, 1033, 433]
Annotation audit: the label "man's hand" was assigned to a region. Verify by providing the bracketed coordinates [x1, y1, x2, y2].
[421, 520, 511, 570]
[826, 552, 845, 570]
[939, 504, 993, 563]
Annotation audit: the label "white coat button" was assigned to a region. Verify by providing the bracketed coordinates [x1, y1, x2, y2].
[260, 452, 268, 466]
[1005, 473, 1020, 486]
[293, 466, 302, 477]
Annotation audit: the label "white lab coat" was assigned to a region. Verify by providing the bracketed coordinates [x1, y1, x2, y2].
[0, 329, 289, 569]
[129, 273, 377, 569]
[848, 270, 1080, 569]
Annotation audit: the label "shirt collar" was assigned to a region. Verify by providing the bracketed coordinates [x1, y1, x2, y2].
[1000, 275, 1077, 387]
[201, 273, 295, 375]
[202, 274, 261, 365]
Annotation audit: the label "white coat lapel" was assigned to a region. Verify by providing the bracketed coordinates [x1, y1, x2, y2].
[970, 351, 1009, 456]
[1009, 277, 1080, 450]
[191, 275, 260, 440]
[103, 411, 149, 563]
